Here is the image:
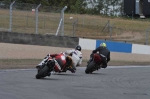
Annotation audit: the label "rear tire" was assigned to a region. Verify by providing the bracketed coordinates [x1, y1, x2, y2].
[36, 66, 49, 79]
[85, 61, 95, 74]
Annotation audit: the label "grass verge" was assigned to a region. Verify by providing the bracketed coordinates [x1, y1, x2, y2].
[0, 59, 41, 69]
[0, 59, 150, 69]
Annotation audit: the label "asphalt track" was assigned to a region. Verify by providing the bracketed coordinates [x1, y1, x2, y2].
[0, 66, 150, 99]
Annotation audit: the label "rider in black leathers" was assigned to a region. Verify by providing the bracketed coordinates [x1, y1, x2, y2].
[89, 42, 110, 68]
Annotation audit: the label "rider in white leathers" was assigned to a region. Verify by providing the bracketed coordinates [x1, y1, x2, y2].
[36, 45, 82, 73]
[65, 45, 82, 71]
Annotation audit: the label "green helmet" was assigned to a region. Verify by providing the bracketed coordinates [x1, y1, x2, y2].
[100, 42, 106, 47]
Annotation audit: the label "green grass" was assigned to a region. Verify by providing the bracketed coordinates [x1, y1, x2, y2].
[0, 59, 149, 69]
[0, 59, 40, 65]
[0, 59, 41, 69]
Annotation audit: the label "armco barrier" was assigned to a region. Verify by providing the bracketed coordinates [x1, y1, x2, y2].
[132, 44, 150, 54]
[0, 32, 79, 48]
[79, 38, 150, 55]
[79, 38, 96, 50]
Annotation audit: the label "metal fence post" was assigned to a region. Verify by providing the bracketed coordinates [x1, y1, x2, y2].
[102, 20, 110, 32]
[9, 1, 15, 32]
[35, 4, 41, 34]
[61, 6, 67, 36]
[109, 24, 114, 40]
[56, 19, 62, 36]
[109, 25, 112, 40]
[26, 14, 28, 27]
[146, 28, 150, 45]
[72, 18, 78, 37]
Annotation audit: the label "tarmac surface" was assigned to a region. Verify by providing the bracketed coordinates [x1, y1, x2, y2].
[0, 66, 150, 99]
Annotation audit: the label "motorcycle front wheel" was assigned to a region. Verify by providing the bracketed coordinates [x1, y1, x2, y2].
[36, 66, 50, 79]
[85, 61, 95, 74]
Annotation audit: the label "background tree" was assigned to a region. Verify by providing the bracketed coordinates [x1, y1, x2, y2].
[0, 0, 124, 16]
[96, 0, 104, 15]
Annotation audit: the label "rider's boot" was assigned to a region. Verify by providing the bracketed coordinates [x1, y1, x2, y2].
[101, 64, 107, 68]
[47, 72, 51, 76]
[67, 66, 76, 73]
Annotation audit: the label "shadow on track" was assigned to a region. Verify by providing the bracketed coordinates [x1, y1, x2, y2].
[35, 77, 61, 80]
[56, 73, 80, 76]
[86, 72, 108, 75]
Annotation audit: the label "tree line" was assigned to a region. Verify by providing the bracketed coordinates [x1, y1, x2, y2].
[0, 0, 124, 16]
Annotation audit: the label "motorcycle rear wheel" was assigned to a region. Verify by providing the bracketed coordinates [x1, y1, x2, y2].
[85, 61, 95, 74]
[36, 66, 50, 79]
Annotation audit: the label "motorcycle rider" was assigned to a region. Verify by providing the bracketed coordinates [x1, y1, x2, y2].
[36, 45, 82, 73]
[89, 42, 110, 68]
[65, 45, 82, 71]
[36, 53, 75, 73]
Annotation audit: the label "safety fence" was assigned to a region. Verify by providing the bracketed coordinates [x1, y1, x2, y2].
[0, 2, 62, 35]
[0, 1, 150, 45]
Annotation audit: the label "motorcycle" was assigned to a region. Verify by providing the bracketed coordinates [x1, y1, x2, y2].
[35, 53, 75, 79]
[85, 53, 102, 74]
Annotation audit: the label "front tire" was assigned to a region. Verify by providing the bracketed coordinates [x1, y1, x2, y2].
[36, 66, 50, 79]
[85, 61, 95, 74]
